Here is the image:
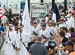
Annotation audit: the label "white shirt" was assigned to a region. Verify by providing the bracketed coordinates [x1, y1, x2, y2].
[70, 16, 74, 27]
[66, 18, 72, 29]
[65, 33, 71, 39]
[32, 26, 40, 35]
[39, 28, 49, 46]
[5, 31, 16, 55]
[49, 26, 57, 38]
[58, 23, 66, 29]
[6, 31, 15, 45]
[13, 31, 20, 48]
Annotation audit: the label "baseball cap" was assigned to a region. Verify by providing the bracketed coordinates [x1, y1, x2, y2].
[33, 21, 37, 24]
[64, 41, 74, 47]
[9, 24, 13, 28]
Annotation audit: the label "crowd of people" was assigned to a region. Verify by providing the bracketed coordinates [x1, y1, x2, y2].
[28, 12, 75, 55]
[0, 7, 75, 55]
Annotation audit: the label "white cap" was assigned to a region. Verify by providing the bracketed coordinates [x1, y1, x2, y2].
[9, 24, 13, 28]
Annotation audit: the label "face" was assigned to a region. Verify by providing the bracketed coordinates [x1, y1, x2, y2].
[60, 20, 64, 24]
[33, 23, 37, 27]
[9, 27, 12, 31]
[16, 19, 19, 22]
[65, 45, 72, 51]
[42, 26, 46, 30]
[30, 22, 33, 26]
[14, 26, 18, 31]
[48, 22, 52, 27]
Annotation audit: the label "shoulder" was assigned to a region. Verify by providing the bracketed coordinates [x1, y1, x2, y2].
[30, 44, 36, 48]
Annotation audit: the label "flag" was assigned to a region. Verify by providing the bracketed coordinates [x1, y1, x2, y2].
[52, 4, 60, 22]
[22, 0, 31, 43]
[0, 3, 2, 19]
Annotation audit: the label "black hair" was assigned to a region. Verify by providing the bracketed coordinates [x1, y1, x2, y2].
[62, 27, 68, 32]
[69, 28, 75, 33]
[59, 31, 65, 37]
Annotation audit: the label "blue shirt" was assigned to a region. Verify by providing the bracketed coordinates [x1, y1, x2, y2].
[0, 26, 4, 32]
[29, 43, 47, 55]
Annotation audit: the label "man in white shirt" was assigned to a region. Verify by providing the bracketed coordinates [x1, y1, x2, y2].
[32, 21, 40, 36]
[4, 25, 16, 55]
[13, 23, 20, 55]
[58, 18, 66, 29]
[39, 23, 49, 48]
[65, 14, 74, 29]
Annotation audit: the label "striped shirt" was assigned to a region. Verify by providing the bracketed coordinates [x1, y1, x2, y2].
[0, 6, 3, 18]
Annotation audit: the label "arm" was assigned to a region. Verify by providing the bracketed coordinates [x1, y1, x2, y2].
[41, 38, 49, 44]
[58, 46, 65, 50]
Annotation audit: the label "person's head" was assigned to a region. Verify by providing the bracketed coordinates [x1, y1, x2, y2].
[65, 41, 74, 51]
[42, 19, 45, 23]
[15, 17, 19, 22]
[59, 31, 65, 38]
[14, 23, 18, 31]
[9, 27, 13, 31]
[45, 14, 49, 17]
[69, 28, 75, 34]
[59, 18, 65, 24]
[33, 22, 37, 28]
[9, 24, 13, 31]
[36, 36, 42, 42]
[41, 23, 46, 30]
[48, 20, 55, 27]
[62, 27, 68, 33]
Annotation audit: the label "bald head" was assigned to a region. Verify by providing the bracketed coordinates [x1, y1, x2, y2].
[36, 36, 42, 42]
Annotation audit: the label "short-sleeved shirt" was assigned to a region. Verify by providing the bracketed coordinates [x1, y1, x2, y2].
[71, 32, 75, 38]
[29, 43, 47, 55]
[39, 28, 50, 46]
